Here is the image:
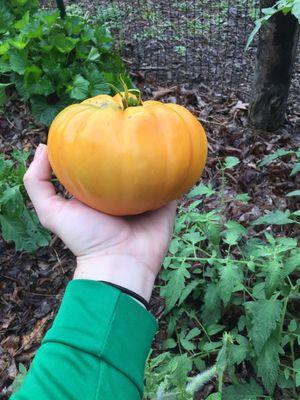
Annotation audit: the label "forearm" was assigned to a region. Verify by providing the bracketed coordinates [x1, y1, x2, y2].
[10, 280, 157, 400]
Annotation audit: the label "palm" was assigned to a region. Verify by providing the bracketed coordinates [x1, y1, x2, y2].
[51, 198, 176, 274]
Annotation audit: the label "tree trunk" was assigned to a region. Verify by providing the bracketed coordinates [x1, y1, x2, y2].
[248, 0, 299, 131]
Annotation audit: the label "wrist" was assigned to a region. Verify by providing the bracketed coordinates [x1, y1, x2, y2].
[73, 254, 156, 302]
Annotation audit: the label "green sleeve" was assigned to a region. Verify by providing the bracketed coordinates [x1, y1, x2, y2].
[10, 280, 157, 400]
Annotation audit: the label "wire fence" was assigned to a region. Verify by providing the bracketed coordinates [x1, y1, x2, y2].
[60, 0, 299, 102]
[94, 0, 260, 98]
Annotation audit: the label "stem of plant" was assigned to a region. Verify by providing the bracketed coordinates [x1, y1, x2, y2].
[279, 293, 290, 341]
[218, 369, 224, 399]
[290, 337, 297, 398]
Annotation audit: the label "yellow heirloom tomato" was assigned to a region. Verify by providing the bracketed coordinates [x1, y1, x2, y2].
[47, 89, 207, 216]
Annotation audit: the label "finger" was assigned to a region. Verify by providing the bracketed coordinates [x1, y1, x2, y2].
[23, 144, 65, 224]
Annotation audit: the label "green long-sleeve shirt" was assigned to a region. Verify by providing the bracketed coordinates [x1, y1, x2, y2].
[10, 280, 157, 400]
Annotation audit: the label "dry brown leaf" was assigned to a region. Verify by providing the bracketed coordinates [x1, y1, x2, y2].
[19, 316, 49, 353]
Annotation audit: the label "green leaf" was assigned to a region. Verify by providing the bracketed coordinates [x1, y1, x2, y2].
[70, 74, 90, 100]
[224, 156, 240, 169]
[163, 338, 177, 349]
[259, 149, 293, 167]
[296, 372, 300, 387]
[169, 354, 192, 388]
[27, 78, 54, 96]
[11, 149, 30, 165]
[223, 221, 247, 246]
[178, 279, 200, 305]
[86, 47, 100, 62]
[9, 48, 28, 74]
[52, 34, 78, 53]
[0, 82, 12, 103]
[246, 20, 262, 49]
[292, 0, 300, 22]
[0, 208, 50, 252]
[286, 189, 300, 197]
[0, 186, 23, 217]
[23, 208, 51, 250]
[207, 324, 225, 336]
[202, 341, 223, 352]
[275, 236, 297, 251]
[293, 362, 300, 387]
[160, 265, 190, 312]
[223, 379, 264, 400]
[9, 35, 30, 50]
[288, 319, 297, 332]
[0, 58, 11, 73]
[263, 261, 283, 297]
[0, 214, 27, 250]
[201, 283, 221, 325]
[0, 87, 7, 106]
[251, 210, 294, 226]
[65, 15, 85, 35]
[228, 342, 248, 367]
[20, 19, 42, 38]
[84, 68, 110, 97]
[39, 10, 60, 25]
[256, 335, 281, 395]
[218, 262, 244, 306]
[187, 183, 215, 198]
[168, 238, 181, 255]
[290, 162, 300, 176]
[186, 327, 201, 341]
[180, 337, 195, 351]
[24, 65, 42, 86]
[206, 393, 221, 400]
[245, 297, 282, 355]
[14, 11, 30, 30]
[0, 41, 10, 55]
[235, 193, 251, 202]
[262, 6, 277, 15]
[30, 96, 69, 126]
[183, 231, 204, 244]
[284, 249, 300, 275]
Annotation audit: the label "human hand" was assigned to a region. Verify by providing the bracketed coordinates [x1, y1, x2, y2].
[24, 144, 177, 301]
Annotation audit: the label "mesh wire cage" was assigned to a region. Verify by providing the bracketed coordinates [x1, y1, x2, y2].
[55, 0, 300, 101]
[95, 0, 261, 98]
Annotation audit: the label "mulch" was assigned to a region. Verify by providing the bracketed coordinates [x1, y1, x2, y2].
[0, 79, 299, 398]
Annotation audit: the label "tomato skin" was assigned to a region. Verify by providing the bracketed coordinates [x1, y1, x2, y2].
[47, 94, 207, 216]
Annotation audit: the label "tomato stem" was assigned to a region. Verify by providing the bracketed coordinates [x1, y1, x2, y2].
[108, 76, 142, 109]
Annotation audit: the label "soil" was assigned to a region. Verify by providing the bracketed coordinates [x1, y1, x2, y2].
[1, 1, 300, 399]
[1, 81, 299, 399]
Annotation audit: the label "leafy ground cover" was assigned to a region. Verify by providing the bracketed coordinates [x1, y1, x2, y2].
[0, 1, 300, 399]
[0, 81, 299, 399]
[0, 0, 130, 125]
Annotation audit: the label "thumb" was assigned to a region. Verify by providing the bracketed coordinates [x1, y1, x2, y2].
[23, 144, 65, 229]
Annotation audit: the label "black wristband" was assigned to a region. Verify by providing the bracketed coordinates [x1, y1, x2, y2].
[99, 281, 150, 310]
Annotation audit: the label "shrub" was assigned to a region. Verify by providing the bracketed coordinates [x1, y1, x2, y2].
[145, 157, 300, 399]
[0, 2, 131, 125]
[0, 150, 51, 252]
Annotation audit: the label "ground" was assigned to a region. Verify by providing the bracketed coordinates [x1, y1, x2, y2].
[1, 1, 300, 399]
[1, 81, 299, 398]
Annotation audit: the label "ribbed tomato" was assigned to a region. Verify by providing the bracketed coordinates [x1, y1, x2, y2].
[47, 91, 207, 215]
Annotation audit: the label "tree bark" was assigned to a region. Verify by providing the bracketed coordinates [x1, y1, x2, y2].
[248, 0, 299, 131]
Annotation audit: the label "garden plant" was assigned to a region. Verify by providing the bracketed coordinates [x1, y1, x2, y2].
[0, 1, 299, 399]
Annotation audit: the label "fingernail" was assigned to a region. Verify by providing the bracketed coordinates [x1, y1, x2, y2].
[34, 144, 44, 160]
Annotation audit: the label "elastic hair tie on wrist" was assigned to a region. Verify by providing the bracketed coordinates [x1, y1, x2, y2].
[99, 281, 150, 310]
